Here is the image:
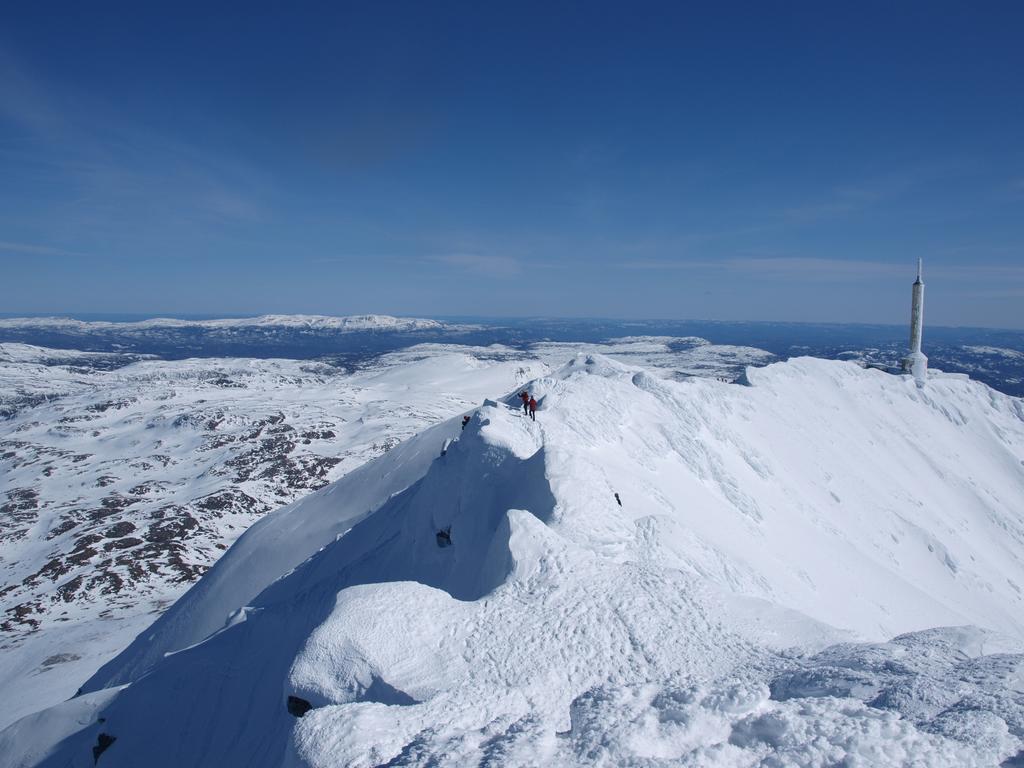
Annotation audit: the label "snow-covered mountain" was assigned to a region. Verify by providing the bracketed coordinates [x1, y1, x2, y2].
[0, 315, 468, 365]
[0, 343, 547, 727]
[0, 337, 771, 730]
[1, 343, 529, 634]
[6, 355, 1023, 766]
[0, 314, 450, 333]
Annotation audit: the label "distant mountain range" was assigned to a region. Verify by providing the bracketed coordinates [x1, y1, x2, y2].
[0, 313, 452, 333]
[0, 314, 1020, 395]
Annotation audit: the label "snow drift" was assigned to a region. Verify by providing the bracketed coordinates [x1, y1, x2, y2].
[7, 356, 1024, 767]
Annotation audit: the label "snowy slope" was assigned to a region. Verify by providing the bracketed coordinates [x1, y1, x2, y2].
[11, 355, 1022, 766]
[0, 344, 548, 728]
[0, 335, 770, 731]
[532, 336, 775, 381]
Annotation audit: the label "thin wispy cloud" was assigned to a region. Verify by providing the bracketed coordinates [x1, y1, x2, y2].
[197, 186, 262, 221]
[964, 289, 1024, 298]
[308, 254, 408, 265]
[781, 186, 883, 224]
[0, 240, 85, 257]
[624, 257, 901, 278]
[0, 47, 62, 135]
[433, 253, 522, 277]
[778, 168, 946, 225]
[0, 48, 269, 234]
[934, 264, 1024, 281]
[729, 257, 903, 278]
[622, 257, 1024, 283]
[782, 200, 861, 223]
[624, 259, 721, 271]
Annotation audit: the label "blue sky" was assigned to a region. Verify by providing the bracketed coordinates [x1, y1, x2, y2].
[1, 2, 1022, 327]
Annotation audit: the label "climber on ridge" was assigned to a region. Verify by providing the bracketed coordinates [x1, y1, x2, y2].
[529, 396, 537, 421]
[519, 391, 530, 414]
[462, 415, 471, 430]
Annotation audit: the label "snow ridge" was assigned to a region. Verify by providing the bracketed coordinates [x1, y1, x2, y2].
[8, 355, 1024, 766]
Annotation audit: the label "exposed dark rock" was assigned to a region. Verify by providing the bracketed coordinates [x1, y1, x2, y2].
[0, 372, 357, 640]
[65, 534, 104, 567]
[104, 521, 137, 538]
[40, 652, 81, 666]
[199, 433, 237, 451]
[56, 576, 85, 602]
[194, 489, 262, 516]
[210, 376, 244, 388]
[172, 413, 205, 429]
[89, 400, 130, 414]
[87, 398, 137, 413]
[59, 413, 101, 424]
[0, 393, 52, 419]
[89, 569, 126, 596]
[93, 732, 116, 764]
[287, 695, 313, 717]
[103, 536, 143, 552]
[87, 495, 137, 523]
[371, 436, 401, 454]
[145, 511, 199, 543]
[0, 487, 39, 543]
[2, 600, 42, 631]
[47, 515, 81, 539]
[301, 428, 336, 441]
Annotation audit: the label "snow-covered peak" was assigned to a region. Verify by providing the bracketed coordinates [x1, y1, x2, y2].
[12, 357, 1024, 766]
[551, 352, 637, 381]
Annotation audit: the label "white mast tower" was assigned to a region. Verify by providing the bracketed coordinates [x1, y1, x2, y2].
[902, 258, 928, 383]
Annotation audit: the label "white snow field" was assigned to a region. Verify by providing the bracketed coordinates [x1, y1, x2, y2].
[5, 355, 1024, 766]
[0, 336, 769, 731]
[0, 343, 548, 728]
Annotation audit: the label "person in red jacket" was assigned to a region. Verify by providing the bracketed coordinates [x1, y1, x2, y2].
[528, 396, 537, 421]
[519, 391, 530, 414]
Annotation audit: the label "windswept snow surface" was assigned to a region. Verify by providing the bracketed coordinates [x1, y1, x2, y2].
[9, 356, 1024, 766]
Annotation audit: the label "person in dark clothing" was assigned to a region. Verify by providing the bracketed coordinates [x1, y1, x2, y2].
[519, 391, 530, 414]
[462, 415, 471, 430]
[528, 396, 537, 421]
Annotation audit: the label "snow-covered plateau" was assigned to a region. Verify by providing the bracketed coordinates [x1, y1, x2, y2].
[3, 347, 1024, 766]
